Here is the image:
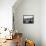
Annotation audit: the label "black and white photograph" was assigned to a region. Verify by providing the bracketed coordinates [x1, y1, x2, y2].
[23, 15, 34, 24]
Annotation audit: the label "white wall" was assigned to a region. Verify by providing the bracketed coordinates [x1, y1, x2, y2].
[13, 0, 46, 46]
[0, 0, 16, 29]
[41, 0, 46, 46]
[13, 0, 41, 46]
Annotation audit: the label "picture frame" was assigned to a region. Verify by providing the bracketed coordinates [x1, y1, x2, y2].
[23, 15, 34, 24]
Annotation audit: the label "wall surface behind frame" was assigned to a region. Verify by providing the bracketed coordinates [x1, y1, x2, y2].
[13, 0, 41, 46]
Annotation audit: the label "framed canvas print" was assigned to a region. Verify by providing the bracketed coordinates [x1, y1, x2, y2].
[23, 15, 34, 24]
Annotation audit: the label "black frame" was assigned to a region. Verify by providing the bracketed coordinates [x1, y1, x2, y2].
[23, 15, 34, 24]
